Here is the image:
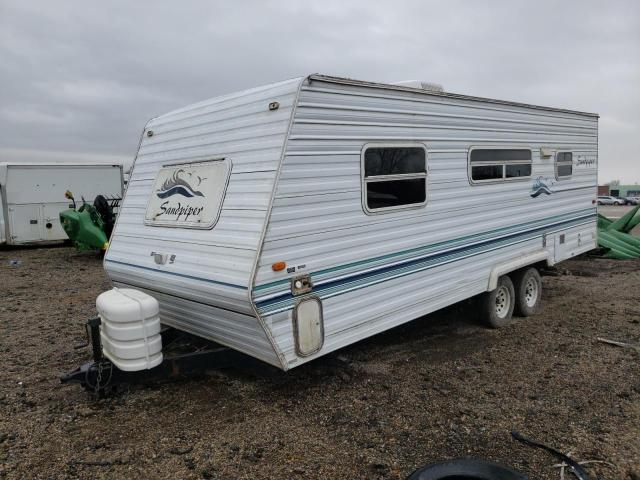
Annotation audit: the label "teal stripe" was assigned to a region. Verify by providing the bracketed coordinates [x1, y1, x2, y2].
[256, 213, 595, 315]
[254, 208, 595, 293]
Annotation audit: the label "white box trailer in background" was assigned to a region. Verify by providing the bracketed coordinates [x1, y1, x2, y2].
[99, 74, 598, 373]
[0, 163, 123, 246]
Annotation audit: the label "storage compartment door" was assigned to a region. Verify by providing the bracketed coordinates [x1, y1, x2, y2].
[293, 298, 324, 356]
[41, 203, 68, 241]
[554, 226, 597, 263]
[8, 205, 41, 243]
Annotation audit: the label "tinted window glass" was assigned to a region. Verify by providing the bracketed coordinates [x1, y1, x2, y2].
[471, 165, 503, 181]
[556, 152, 573, 178]
[557, 164, 572, 177]
[364, 147, 425, 177]
[506, 164, 532, 178]
[557, 152, 573, 163]
[366, 178, 426, 209]
[470, 149, 531, 163]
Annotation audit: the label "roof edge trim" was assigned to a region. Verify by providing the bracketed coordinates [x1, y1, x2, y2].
[307, 74, 599, 118]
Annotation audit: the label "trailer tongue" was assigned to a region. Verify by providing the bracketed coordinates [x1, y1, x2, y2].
[60, 321, 244, 396]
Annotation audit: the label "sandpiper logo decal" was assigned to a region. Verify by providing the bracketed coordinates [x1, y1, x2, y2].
[156, 170, 206, 199]
[145, 159, 231, 229]
[530, 176, 554, 198]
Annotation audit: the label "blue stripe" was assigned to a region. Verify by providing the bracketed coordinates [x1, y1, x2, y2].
[105, 259, 247, 290]
[255, 213, 595, 314]
[254, 207, 595, 293]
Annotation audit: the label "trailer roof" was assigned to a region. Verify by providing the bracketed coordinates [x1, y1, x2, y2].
[0, 162, 122, 167]
[308, 74, 599, 118]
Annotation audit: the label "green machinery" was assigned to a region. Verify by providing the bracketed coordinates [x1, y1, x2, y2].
[59, 191, 117, 252]
[597, 205, 640, 259]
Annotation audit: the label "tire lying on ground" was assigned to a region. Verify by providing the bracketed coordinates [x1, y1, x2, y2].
[407, 458, 526, 480]
[480, 275, 516, 328]
[511, 267, 542, 317]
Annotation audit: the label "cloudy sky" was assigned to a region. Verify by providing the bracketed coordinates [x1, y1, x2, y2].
[1, 0, 638, 183]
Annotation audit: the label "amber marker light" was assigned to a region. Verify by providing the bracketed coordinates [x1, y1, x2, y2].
[272, 261, 286, 272]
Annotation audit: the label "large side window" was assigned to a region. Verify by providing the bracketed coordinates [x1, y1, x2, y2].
[362, 144, 427, 213]
[469, 148, 532, 183]
[555, 152, 573, 179]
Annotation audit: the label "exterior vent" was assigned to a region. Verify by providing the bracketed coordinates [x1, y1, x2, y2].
[392, 80, 444, 92]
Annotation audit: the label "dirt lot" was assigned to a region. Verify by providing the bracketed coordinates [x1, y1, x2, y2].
[599, 204, 640, 222]
[1, 247, 639, 479]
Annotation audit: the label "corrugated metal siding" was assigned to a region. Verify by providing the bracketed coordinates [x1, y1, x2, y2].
[256, 77, 598, 369]
[105, 77, 304, 366]
[111, 282, 281, 367]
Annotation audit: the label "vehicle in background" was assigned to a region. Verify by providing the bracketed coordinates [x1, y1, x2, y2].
[59, 191, 118, 252]
[597, 195, 624, 206]
[0, 163, 123, 246]
[624, 196, 640, 205]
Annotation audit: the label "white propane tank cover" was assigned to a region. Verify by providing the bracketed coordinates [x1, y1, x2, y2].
[96, 288, 163, 371]
[96, 288, 159, 322]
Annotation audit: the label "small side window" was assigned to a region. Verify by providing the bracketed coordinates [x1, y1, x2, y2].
[469, 148, 532, 183]
[555, 152, 573, 179]
[362, 144, 427, 213]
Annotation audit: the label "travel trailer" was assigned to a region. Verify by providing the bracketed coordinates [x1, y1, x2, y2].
[0, 163, 123, 246]
[94, 74, 597, 374]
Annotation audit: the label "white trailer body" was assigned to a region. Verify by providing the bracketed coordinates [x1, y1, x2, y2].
[0, 163, 123, 246]
[105, 75, 598, 370]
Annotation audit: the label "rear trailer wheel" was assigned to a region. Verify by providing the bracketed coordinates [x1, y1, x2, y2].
[512, 267, 542, 317]
[480, 275, 515, 328]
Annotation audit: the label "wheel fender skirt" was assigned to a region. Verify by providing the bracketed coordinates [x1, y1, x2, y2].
[487, 250, 551, 291]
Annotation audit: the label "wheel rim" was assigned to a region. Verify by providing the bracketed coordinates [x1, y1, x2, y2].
[524, 277, 539, 307]
[495, 285, 511, 318]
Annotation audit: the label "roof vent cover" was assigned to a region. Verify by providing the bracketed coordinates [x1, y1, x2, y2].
[392, 80, 444, 92]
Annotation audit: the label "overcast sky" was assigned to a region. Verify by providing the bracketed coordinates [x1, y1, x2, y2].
[1, 0, 638, 183]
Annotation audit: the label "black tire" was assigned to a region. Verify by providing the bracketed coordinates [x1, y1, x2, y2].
[480, 275, 515, 328]
[408, 459, 526, 480]
[614, 201, 621, 206]
[511, 267, 542, 317]
[93, 195, 115, 239]
[597, 201, 603, 205]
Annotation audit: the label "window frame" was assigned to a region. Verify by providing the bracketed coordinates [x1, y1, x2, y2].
[555, 151, 573, 180]
[467, 146, 533, 185]
[360, 142, 428, 215]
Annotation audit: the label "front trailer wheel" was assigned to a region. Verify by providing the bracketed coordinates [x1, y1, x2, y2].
[480, 275, 515, 328]
[511, 267, 542, 317]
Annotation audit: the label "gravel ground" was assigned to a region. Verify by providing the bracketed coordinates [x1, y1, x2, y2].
[1, 246, 639, 479]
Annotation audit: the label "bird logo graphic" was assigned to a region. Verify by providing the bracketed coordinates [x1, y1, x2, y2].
[156, 170, 207, 199]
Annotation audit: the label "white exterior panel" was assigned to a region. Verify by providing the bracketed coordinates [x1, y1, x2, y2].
[254, 76, 598, 369]
[102, 74, 598, 371]
[105, 77, 304, 366]
[0, 163, 123, 245]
